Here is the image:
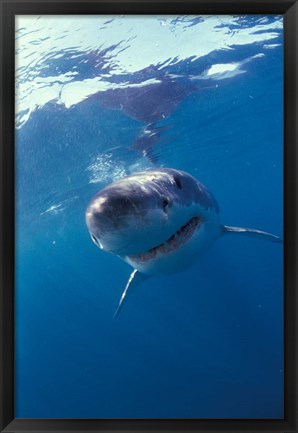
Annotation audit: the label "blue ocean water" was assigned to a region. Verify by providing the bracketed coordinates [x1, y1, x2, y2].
[15, 15, 283, 419]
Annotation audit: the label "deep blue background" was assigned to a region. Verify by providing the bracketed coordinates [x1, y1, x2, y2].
[15, 16, 283, 418]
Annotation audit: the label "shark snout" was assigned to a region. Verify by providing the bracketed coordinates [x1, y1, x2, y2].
[85, 187, 171, 256]
[86, 193, 146, 234]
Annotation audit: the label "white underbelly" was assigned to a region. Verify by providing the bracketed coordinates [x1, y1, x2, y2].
[123, 216, 222, 275]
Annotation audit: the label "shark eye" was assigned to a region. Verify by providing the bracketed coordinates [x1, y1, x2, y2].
[173, 175, 182, 189]
[91, 234, 99, 246]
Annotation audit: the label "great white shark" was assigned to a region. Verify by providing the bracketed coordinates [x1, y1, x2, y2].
[85, 168, 282, 316]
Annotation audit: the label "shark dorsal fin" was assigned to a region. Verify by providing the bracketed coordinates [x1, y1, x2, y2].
[113, 269, 150, 318]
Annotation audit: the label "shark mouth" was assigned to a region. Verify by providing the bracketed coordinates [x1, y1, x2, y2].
[128, 216, 201, 263]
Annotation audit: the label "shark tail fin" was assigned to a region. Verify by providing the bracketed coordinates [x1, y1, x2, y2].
[222, 225, 283, 243]
[113, 269, 150, 318]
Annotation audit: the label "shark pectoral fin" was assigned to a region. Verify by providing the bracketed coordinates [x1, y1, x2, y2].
[113, 269, 150, 318]
[222, 225, 283, 243]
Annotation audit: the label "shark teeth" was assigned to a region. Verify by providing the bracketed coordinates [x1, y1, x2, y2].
[128, 216, 201, 263]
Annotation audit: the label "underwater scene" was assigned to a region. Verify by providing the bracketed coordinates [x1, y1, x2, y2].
[15, 15, 283, 419]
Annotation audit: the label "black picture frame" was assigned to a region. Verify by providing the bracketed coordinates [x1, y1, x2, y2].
[0, 1, 297, 432]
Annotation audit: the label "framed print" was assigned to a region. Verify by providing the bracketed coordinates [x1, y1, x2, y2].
[0, 1, 297, 432]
